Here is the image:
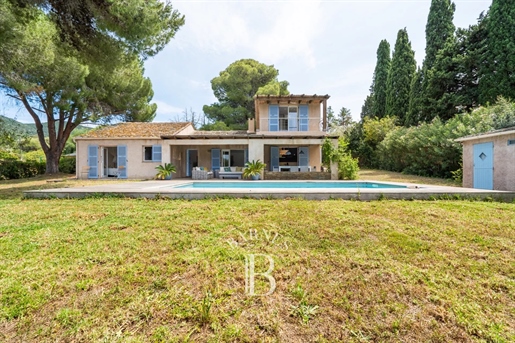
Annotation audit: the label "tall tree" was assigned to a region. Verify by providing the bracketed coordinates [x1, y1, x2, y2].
[422, 14, 487, 122]
[423, 0, 456, 71]
[406, 67, 424, 126]
[203, 59, 289, 130]
[360, 95, 374, 120]
[371, 40, 391, 118]
[386, 28, 416, 123]
[419, 0, 456, 122]
[0, 2, 183, 173]
[479, 0, 515, 104]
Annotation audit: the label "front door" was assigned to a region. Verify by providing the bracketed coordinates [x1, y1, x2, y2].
[473, 142, 493, 190]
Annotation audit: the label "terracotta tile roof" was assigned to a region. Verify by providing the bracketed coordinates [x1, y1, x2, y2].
[77, 122, 191, 139]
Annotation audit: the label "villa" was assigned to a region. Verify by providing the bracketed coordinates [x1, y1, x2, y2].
[75, 94, 339, 180]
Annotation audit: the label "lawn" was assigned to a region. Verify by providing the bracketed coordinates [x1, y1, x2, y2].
[1, 173, 514, 342]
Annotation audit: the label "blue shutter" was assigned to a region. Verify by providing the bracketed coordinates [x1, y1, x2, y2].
[152, 145, 162, 162]
[211, 148, 220, 171]
[87, 145, 98, 179]
[299, 105, 308, 131]
[244, 148, 248, 164]
[299, 147, 309, 166]
[269, 105, 279, 132]
[117, 145, 127, 179]
[473, 142, 493, 190]
[270, 146, 279, 171]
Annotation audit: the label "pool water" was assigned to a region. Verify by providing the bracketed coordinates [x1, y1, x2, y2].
[174, 181, 407, 189]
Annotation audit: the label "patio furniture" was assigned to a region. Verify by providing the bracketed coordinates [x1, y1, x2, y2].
[192, 168, 213, 180]
[219, 167, 243, 179]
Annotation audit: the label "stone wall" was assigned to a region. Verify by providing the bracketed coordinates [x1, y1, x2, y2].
[264, 171, 331, 180]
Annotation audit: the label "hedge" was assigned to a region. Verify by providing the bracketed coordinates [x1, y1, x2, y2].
[0, 157, 76, 180]
[0, 160, 46, 180]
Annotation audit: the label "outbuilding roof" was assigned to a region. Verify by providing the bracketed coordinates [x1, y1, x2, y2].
[76, 122, 191, 139]
[455, 126, 515, 142]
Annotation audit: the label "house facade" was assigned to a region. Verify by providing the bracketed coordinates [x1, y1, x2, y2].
[456, 127, 515, 191]
[75, 94, 338, 180]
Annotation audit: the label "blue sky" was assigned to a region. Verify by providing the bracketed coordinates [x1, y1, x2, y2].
[1, 0, 492, 124]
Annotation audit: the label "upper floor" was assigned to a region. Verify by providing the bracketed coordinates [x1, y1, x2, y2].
[251, 94, 330, 134]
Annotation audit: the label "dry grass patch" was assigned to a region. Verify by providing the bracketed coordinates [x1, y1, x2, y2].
[0, 197, 514, 342]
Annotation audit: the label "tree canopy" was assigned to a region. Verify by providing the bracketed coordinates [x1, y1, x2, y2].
[479, 0, 515, 104]
[203, 59, 289, 130]
[5, 0, 185, 60]
[0, 0, 184, 173]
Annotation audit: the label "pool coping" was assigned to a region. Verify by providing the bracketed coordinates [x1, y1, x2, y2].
[23, 179, 515, 201]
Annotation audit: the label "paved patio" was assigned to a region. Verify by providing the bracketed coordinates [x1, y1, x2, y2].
[23, 179, 515, 201]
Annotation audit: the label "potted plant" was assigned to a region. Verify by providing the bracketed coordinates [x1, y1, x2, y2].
[243, 159, 266, 180]
[155, 163, 176, 180]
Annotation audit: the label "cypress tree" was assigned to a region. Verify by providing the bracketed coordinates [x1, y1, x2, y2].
[424, 0, 456, 71]
[371, 40, 391, 118]
[420, 0, 456, 122]
[386, 28, 416, 123]
[479, 0, 515, 104]
[406, 67, 424, 126]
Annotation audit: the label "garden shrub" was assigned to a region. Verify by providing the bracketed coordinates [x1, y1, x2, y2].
[323, 137, 360, 180]
[350, 97, 515, 179]
[59, 157, 76, 174]
[0, 160, 45, 180]
[23, 150, 46, 162]
[0, 150, 19, 161]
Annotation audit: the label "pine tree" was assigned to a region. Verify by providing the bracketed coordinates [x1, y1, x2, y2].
[479, 0, 515, 104]
[385, 28, 416, 123]
[371, 40, 391, 118]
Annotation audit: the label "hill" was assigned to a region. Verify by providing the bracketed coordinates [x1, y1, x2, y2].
[0, 115, 91, 137]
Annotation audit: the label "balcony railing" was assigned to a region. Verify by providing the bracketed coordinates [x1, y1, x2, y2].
[256, 118, 327, 132]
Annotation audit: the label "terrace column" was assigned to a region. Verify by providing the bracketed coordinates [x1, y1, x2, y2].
[331, 138, 338, 180]
[161, 144, 171, 164]
[247, 140, 264, 162]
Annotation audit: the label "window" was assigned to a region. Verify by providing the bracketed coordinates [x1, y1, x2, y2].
[278, 106, 298, 131]
[221, 149, 245, 167]
[508, 139, 515, 146]
[279, 147, 298, 164]
[143, 145, 162, 162]
[269, 105, 307, 132]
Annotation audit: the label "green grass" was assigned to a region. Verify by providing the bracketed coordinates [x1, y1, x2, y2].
[0, 173, 514, 342]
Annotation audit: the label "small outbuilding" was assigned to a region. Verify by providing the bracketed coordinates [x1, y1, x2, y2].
[456, 127, 515, 191]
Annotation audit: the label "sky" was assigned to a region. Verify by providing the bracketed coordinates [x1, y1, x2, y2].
[1, 0, 492, 124]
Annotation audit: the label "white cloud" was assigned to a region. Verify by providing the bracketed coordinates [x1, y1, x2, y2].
[188, 79, 211, 91]
[154, 100, 184, 115]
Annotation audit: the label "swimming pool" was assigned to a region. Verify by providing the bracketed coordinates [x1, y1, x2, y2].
[174, 181, 408, 189]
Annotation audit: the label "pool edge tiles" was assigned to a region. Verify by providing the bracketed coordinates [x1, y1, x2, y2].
[173, 181, 409, 189]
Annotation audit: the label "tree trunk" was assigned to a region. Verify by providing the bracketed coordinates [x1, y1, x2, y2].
[45, 150, 60, 174]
